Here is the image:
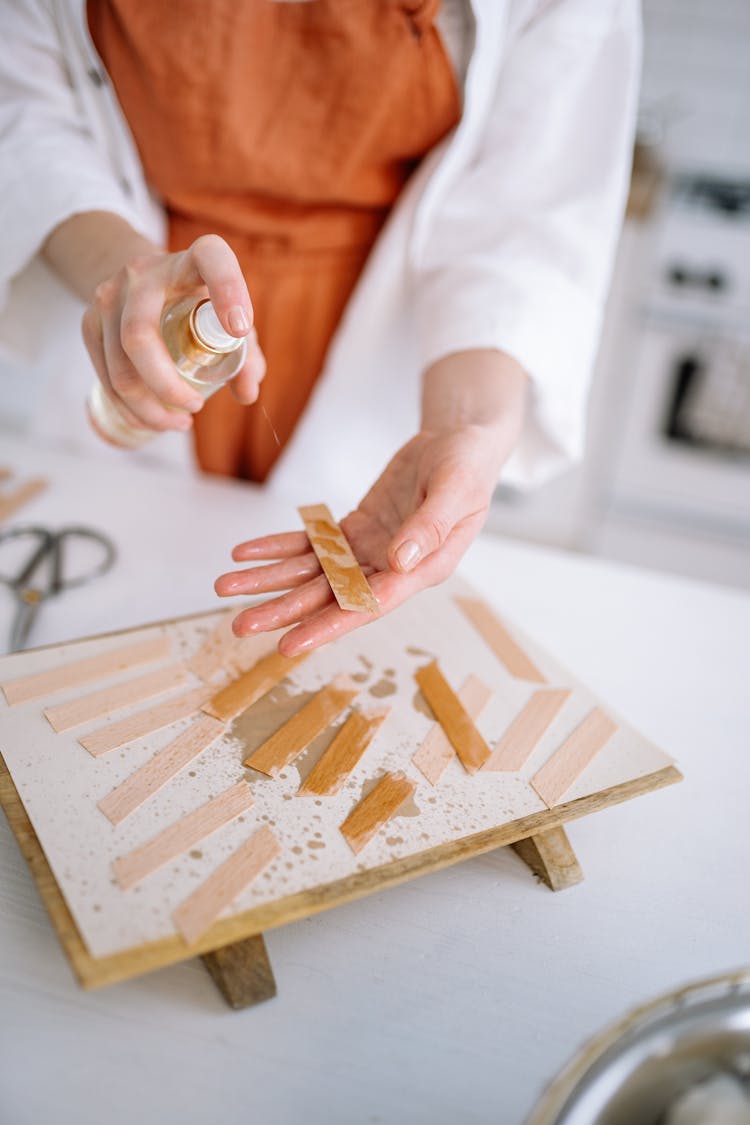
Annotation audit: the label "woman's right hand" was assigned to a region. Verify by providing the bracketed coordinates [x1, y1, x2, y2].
[44, 212, 265, 434]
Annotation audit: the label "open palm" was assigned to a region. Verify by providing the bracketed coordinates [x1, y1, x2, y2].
[215, 423, 513, 655]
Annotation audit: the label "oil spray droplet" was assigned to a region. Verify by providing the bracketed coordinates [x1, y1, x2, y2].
[261, 403, 281, 449]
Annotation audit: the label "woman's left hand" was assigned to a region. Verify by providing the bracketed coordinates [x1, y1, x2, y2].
[214, 349, 527, 656]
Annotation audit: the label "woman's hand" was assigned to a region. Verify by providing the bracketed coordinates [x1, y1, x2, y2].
[43, 211, 265, 434]
[215, 350, 527, 655]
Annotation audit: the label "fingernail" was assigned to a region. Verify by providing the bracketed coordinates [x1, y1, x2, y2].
[228, 306, 250, 335]
[395, 540, 420, 572]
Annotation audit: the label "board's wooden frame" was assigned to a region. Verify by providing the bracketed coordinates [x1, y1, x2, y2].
[0, 610, 682, 991]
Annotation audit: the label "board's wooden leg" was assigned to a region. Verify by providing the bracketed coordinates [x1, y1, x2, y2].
[510, 825, 584, 891]
[201, 933, 277, 1009]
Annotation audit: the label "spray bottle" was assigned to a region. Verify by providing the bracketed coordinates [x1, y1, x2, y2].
[87, 297, 246, 449]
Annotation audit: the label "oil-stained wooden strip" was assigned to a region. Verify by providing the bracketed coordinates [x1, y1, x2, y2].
[245, 676, 360, 777]
[454, 595, 546, 683]
[298, 503, 378, 614]
[484, 688, 572, 772]
[44, 662, 189, 733]
[113, 780, 255, 890]
[173, 824, 281, 945]
[340, 771, 417, 855]
[98, 713, 226, 826]
[412, 674, 492, 785]
[414, 660, 492, 774]
[531, 707, 619, 807]
[201, 649, 308, 723]
[298, 706, 390, 796]
[1, 633, 171, 706]
[79, 683, 216, 757]
[0, 477, 48, 522]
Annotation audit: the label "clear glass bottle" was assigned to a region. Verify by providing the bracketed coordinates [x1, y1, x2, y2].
[87, 297, 247, 449]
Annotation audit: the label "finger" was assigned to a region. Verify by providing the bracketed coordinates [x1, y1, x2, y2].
[387, 468, 487, 574]
[277, 569, 409, 655]
[119, 280, 205, 413]
[230, 329, 267, 404]
[231, 532, 311, 562]
[82, 307, 152, 434]
[215, 552, 322, 597]
[231, 574, 334, 635]
[181, 234, 253, 339]
[98, 294, 193, 432]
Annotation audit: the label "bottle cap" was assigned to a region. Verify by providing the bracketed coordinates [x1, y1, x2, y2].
[192, 300, 243, 353]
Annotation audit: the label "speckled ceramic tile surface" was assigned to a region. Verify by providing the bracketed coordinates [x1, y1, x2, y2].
[0, 577, 674, 959]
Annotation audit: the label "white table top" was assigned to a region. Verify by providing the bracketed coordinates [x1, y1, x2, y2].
[1, 434, 748, 1125]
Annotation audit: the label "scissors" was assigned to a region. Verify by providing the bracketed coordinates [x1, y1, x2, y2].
[0, 525, 116, 653]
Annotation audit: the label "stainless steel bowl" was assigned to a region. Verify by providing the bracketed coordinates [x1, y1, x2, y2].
[527, 968, 750, 1124]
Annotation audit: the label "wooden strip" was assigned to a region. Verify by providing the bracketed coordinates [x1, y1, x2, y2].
[340, 771, 417, 855]
[113, 780, 255, 890]
[173, 824, 282, 945]
[187, 612, 237, 682]
[298, 503, 378, 613]
[201, 650, 307, 723]
[98, 713, 226, 826]
[484, 688, 572, 771]
[1, 634, 171, 706]
[245, 676, 360, 777]
[44, 662, 188, 733]
[79, 683, 216, 757]
[298, 706, 389, 796]
[412, 674, 492, 785]
[0, 477, 48, 522]
[531, 707, 619, 807]
[454, 595, 546, 683]
[414, 660, 492, 774]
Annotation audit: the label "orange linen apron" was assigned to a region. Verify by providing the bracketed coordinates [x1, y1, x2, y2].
[88, 1, 461, 480]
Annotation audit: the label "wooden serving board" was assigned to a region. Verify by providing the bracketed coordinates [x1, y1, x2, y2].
[0, 578, 680, 991]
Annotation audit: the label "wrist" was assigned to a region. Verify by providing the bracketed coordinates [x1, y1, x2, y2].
[420, 348, 527, 437]
[42, 210, 162, 303]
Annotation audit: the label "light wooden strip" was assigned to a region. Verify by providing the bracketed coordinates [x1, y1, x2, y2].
[173, 824, 281, 945]
[0, 477, 48, 522]
[340, 771, 417, 855]
[531, 707, 619, 807]
[298, 503, 378, 613]
[113, 780, 255, 890]
[1, 634, 171, 706]
[98, 713, 226, 826]
[298, 706, 389, 796]
[414, 661, 492, 774]
[201, 649, 307, 723]
[454, 595, 546, 683]
[245, 676, 360, 777]
[44, 662, 188, 733]
[187, 612, 237, 682]
[412, 675, 492, 785]
[79, 683, 216, 757]
[484, 689, 572, 772]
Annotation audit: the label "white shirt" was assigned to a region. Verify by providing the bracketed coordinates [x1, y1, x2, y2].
[0, 0, 640, 509]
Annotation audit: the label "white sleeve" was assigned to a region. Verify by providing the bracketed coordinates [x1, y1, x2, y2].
[411, 0, 641, 486]
[0, 1, 147, 307]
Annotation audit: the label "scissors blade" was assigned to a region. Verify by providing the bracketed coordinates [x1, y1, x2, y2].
[9, 592, 42, 653]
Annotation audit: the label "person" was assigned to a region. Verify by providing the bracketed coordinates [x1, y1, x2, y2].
[0, 1, 640, 655]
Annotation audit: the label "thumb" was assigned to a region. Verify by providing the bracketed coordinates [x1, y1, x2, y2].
[387, 475, 467, 575]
